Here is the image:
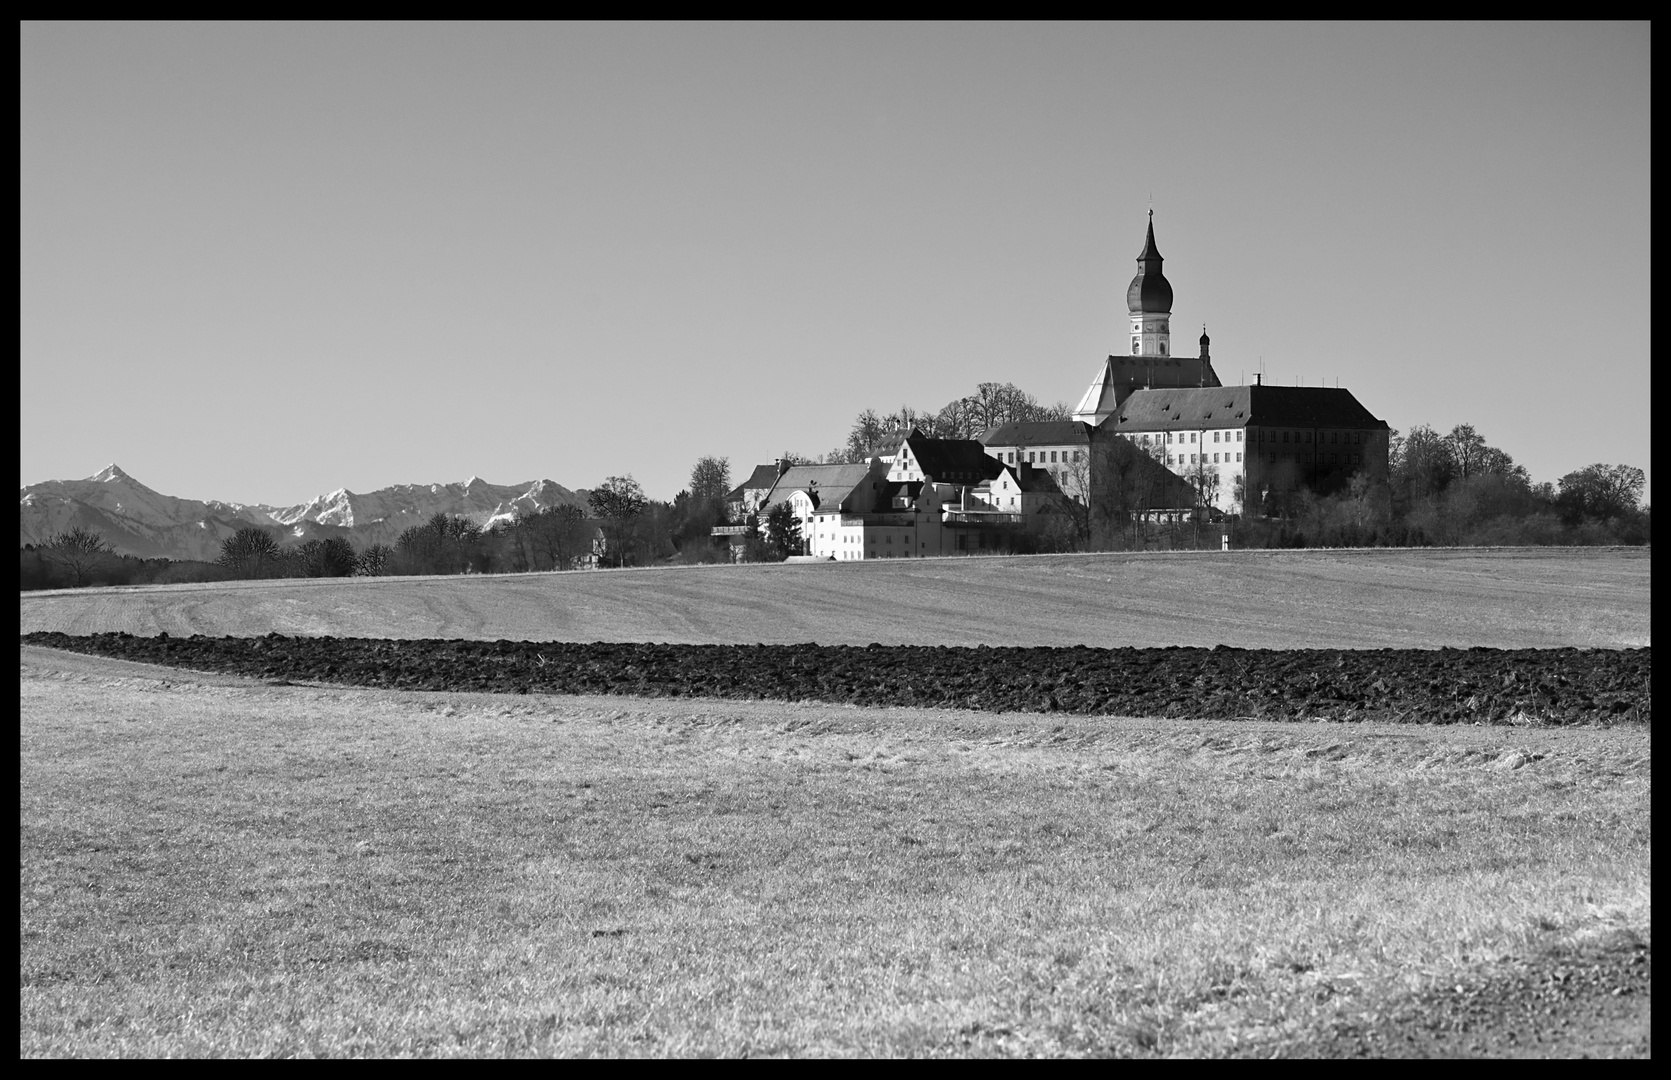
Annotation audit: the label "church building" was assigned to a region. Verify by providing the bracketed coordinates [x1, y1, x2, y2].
[1072, 211, 1222, 427]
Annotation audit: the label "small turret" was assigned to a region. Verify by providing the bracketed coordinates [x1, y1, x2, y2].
[1199, 325, 1210, 361]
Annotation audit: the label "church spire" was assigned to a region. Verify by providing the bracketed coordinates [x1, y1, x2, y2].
[1138, 208, 1162, 263]
[1126, 211, 1173, 356]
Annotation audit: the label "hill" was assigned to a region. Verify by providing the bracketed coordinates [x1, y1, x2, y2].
[17, 547, 1651, 650]
[20, 465, 585, 562]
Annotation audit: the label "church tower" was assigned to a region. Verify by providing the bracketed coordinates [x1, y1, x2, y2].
[1127, 210, 1173, 357]
[1072, 210, 1218, 427]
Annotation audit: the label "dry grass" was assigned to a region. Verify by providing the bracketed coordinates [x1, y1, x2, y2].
[17, 547, 1652, 649]
[21, 648, 1650, 1057]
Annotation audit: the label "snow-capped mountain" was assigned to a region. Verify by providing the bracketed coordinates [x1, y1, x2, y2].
[20, 466, 586, 562]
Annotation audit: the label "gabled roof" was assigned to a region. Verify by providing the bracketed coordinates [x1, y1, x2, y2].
[981, 420, 1093, 448]
[995, 462, 1064, 494]
[900, 434, 1004, 483]
[1108, 385, 1387, 432]
[762, 462, 879, 513]
[726, 463, 782, 501]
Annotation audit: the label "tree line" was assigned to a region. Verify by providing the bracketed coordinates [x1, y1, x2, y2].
[777, 381, 1072, 466]
[1234, 423, 1648, 550]
[20, 420, 1648, 589]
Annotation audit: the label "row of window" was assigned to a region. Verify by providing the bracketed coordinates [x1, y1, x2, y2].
[1134, 429, 1367, 445]
[1257, 430, 1364, 445]
[1002, 449, 1081, 465]
[1167, 453, 1242, 465]
[1136, 431, 1235, 446]
[1261, 453, 1362, 465]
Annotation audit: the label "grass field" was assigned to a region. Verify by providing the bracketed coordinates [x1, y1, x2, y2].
[20, 647, 1650, 1057]
[16, 547, 1652, 649]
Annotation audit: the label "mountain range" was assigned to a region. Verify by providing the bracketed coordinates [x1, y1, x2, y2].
[20, 465, 586, 563]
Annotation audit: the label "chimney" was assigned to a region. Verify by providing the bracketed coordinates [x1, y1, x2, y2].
[777, 458, 791, 477]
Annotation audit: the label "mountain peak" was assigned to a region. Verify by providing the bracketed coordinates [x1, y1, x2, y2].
[90, 464, 131, 483]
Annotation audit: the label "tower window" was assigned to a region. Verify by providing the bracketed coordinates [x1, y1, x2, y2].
[1159, 342, 1166, 355]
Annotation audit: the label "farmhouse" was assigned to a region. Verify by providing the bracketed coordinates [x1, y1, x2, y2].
[724, 462, 782, 522]
[789, 431, 1081, 559]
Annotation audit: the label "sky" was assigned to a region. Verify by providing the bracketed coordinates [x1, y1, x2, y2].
[21, 22, 1651, 507]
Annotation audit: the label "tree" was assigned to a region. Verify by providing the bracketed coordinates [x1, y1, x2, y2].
[1445, 423, 1489, 481]
[218, 527, 284, 579]
[1556, 464, 1646, 524]
[394, 513, 484, 575]
[764, 501, 802, 560]
[684, 456, 732, 540]
[293, 536, 358, 578]
[356, 543, 392, 576]
[517, 503, 590, 571]
[42, 526, 109, 587]
[1474, 445, 1530, 487]
[933, 397, 979, 440]
[689, 456, 731, 505]
[588, 476, 647, 568]
[1389, 424, 1456, 506]
[845, 409, 889, 463]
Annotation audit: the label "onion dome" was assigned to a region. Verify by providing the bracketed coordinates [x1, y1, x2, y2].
[1126, 210, 1173, 315]
[1199, 325, 1210, 359]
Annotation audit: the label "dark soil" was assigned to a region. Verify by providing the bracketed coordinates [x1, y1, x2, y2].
[1283, 931, 1650, 1058]
[20, 633, 1650, 725]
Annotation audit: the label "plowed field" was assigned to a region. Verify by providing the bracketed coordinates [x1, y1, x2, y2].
[21, 632, 1652, 726]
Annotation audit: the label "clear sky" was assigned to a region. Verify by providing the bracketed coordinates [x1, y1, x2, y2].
[21, 22, 1651, 507]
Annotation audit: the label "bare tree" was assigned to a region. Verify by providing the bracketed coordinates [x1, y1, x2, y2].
[356, 543, 392, 576]
[588, 476, 648, 568]
[525, 504, 591, 570]
[43, 526, 109, 587]
[1557, 463, 1646, 523]
[689, 456, 731, 504]
[218, 527, 284, 580]
[1445, 423, 1488, 480]
[845, 410, 890, 462]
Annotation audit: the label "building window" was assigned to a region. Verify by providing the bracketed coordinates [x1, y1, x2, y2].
[1282, 431, 1289, 443]
[1306, 432, 1312, 443]
[1050, 451, 1057, 463]
[1190, 432, 1197, 443]
[1237, 431, 1243, 441]
[1331, 432, 1338, 443]
[1213, 453, 1219, 463]
[1213, 431, 1220, 443]
[1166, 433, 1173, 444]
[1355, 432, 1362, 444]
[1236, 453, 1242, 462]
